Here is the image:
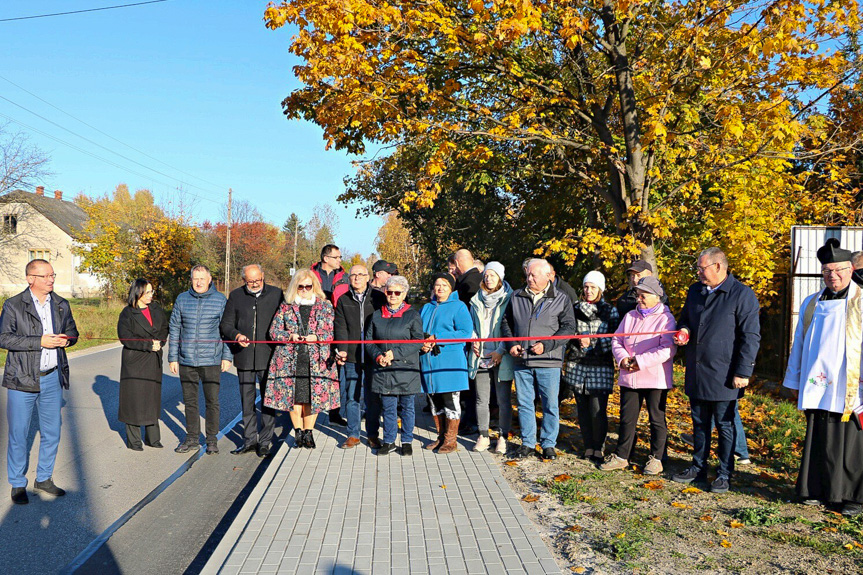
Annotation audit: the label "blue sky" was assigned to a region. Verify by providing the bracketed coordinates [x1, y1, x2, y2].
[0, 0, 383, 257]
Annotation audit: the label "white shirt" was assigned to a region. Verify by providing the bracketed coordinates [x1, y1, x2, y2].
[783, 285, 863, 413]
[29, 289, 58, 372]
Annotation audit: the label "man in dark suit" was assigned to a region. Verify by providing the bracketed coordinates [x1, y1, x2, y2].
[221, 264, 284, 457]
[0, 259, 78, 505]
[672, 247, 761, 493]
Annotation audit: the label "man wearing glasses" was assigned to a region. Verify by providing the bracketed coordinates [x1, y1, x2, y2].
[672, 247, 761, 494]
[333, 264, 382, 448]
[220, 265, 284, 457]
[311, 244, 350, 425]
[783, 238, 863, 516]
[0, 259, 78, 505]
[311, 244, 349, 306]
[169, 265, 232, 455]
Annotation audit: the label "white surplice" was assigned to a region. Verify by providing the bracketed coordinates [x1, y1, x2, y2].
[783, 285, 863, 414]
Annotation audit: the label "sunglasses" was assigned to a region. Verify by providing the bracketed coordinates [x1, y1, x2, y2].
[297, 284, 314, 292]
[386, 290, 404, 296]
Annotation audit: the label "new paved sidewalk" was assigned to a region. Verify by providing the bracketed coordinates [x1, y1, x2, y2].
[203, 407, 563, 575]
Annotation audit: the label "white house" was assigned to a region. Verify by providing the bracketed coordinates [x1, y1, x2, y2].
[0, 187, 102, 298]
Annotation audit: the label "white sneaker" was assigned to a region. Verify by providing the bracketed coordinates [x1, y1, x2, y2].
[474, 436, 490, 452]
[495, 437, 507, 454]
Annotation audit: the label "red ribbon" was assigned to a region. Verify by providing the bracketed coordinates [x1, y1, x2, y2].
[61, 330, 681, 345]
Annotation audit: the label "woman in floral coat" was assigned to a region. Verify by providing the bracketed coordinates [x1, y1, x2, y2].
[265, 269, 339, 449]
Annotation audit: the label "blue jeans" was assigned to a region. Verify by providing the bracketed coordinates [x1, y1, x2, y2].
[340, 363, 373, 439]
[691, 399, 737, 478]
[381, 394, 415, 444]
[514, 366, 560, 449]
[709, 404, 749, 459]
[7, 370, 62, 487]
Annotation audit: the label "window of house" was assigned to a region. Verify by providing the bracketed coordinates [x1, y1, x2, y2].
[3, 215, 16, 234]
[29, 249, 51, 262]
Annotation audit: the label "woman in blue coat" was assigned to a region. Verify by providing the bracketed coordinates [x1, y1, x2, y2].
[421, 272, 473, 454]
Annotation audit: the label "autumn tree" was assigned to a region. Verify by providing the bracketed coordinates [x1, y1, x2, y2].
[279, 204, 341, 273]
[266, 0, 861, 304]
[375, 210, 433, 286]
[75, 184, 195, 300]
[1, 122, 51, 197]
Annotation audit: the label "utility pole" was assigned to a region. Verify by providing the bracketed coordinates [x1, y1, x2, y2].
[225, 188, 232, 293]
[292, 217, 298, 277]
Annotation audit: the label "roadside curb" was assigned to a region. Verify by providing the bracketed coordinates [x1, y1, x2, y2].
[200, 438, 293, 573]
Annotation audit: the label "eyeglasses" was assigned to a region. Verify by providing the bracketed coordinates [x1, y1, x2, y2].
[325, 254, 342, 260]
[29, 273, 56, 279]
[386, 290, 404, 296]
[245, 278, 263, 285]
[694, 262, 718, 273]
[822, 266, 852, 277]
[349, 273, 369, 279]
[297, 284, 314, 292]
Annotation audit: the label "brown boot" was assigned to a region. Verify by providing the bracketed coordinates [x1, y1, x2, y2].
[437, 418, 459, 454]
[426, 414, 444, 450]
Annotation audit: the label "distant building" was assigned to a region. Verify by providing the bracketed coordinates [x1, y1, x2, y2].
[0, 187, 102, 298]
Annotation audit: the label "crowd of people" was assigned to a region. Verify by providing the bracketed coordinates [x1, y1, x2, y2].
[2, 238, 862, 518]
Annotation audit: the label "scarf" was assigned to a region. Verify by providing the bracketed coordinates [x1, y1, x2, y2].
[387, 302, 406, 315]
[294, 295, 316, 305]
[478, 285, 507, 309]
[637, 303, 662, 317]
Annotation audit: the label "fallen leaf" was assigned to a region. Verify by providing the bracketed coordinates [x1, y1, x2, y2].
[643, 480, 664, 490]
[822, 527, 838, 533]
[505, 460, 518, 466]
[554, 474, 572, 482]
[854, 541, 863, 549]
[716, 529, 729, 536]
[650, 516, 662, 522]
[729, 520, 744, 529]
[759, 471, 781, 480]
[682, 487, 702, 494]
[522, 494, 539, 502]
[616, 532, 626, 539]
[844, 543, 854, 550]
[565, 525, 583, 533]
[232, 467, 243, 471]
[440, 485, 446, 489]
[671, 502, 693, 509]
[637, 497, 650, 502]
[571, 568, 586, 574]
[721, 539, 732, 548]
[700, 515, 713, 522]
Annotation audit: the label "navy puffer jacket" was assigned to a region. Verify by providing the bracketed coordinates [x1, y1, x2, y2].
[169, 284, 232, 367]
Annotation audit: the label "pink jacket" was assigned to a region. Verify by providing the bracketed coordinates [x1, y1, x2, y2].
[611, 305, 677, 390]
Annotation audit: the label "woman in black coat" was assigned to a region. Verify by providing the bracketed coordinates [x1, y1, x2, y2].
[365, 275, 424, 456]
[118, 279, 169, 450]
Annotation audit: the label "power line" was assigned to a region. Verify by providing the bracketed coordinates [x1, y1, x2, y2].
[0, 74, 226, 192]
[0, 1, 170, 23]
[0, 94, 226, 200]
[0, 111, 221, 205]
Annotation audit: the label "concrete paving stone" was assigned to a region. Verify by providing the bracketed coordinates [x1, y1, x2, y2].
[465, 560, 488, 574]
[219, 565, 242, 575]
[540, 558, 562, 573]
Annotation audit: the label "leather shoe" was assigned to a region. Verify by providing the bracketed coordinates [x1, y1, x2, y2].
[231, 444, 258, 455]
[11, 487, 28, 505]
[329, 415, 348, 427]
[146, 441, 164, 449]
[340, 437, 361, 449]
[34, 478, 66, 497]
[842, 503, 863, 517]
[541, 447, 557, 461]
[367, 436, 382, 449]
[256, 444, 271, 458]
[127, 443, 144, 451]
[512, 445, 535, 459]
[401, 443, 413, 456]
[304, 430, 316, 449]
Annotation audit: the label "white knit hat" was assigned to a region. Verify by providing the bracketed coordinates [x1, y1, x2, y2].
[485, 261, 505, 281]
[582, 270, 606, 292]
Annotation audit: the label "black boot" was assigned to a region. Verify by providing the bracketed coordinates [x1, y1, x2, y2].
[294, 428, 305, 448]
[304, 429, 316, 449]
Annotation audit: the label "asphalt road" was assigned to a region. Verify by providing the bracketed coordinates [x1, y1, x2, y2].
[0, 343, 283, 574]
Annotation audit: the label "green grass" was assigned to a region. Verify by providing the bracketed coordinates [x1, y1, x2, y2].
[732, 504, 794, 527]
[541, 477, 587, 506]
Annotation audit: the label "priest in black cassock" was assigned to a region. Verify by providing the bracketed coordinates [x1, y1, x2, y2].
[783, 238, 863, 516]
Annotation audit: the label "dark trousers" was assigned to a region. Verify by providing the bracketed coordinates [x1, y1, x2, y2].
[179, 365, 221, 444]
[691, 399, 737, 478]
[126, 423, 160, 448]
[575, 393, 609, 454]
[381, 394, 415, 444]
[364, 378, 382, 440]
[461, 378, 477, 427]
[341, 362, 374, 439]
[238, 369, 275, 448]
[614, 388, 668, 461]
